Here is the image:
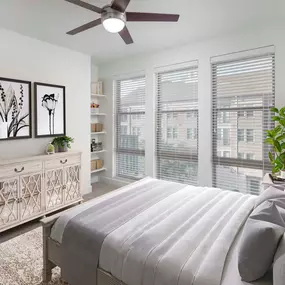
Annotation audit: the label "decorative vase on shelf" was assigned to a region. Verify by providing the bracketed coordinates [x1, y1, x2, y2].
[46, 142, 55, 155]
[57, 142, 68, 153]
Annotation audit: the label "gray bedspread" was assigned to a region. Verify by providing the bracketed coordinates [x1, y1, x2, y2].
[57, 177, 256, 285]
[61, 178, 185, 285]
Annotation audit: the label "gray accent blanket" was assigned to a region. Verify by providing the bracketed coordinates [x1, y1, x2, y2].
[52, 177, 256, 285]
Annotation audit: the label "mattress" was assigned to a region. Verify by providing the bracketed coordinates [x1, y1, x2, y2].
[50, 177, 272, 285]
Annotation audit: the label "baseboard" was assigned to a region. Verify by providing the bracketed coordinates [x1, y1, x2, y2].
[84, 185, 92, 195]
[99, 176, 130, 188]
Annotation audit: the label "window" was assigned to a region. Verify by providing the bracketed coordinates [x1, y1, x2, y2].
[167, 127, 172, 138]
[212, 53, 275, 195]
[173, 128, 178, 138]
[223, 151, 230, 158]
[223, 129, 230, 145]
[238, 129, 245, 142]
[246, 129, 254, 142]
[247, 111, 254, 117]
[122, 126, 127, 135]
[156, 65, 198, 185]
[246, 153, 255, 160]
[187, 128, 197, 140]
[115, 75, 146, 179]
[238, 152, 245, 159]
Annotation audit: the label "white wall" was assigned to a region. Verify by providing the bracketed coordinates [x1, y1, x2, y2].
[98, 21, 285, 187]
[0, 28, 92, 194]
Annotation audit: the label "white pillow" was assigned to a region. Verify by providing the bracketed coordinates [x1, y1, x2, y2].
[273, 235, 285, 285]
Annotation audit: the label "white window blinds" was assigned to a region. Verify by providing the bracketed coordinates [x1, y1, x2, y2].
[212, 53, 275, 195]
[115, 75, 146, 180]
[156, 65, 199, 185]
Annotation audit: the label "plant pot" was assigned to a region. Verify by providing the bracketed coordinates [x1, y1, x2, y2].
[280, 170, 285, 179]
[56, 143, 68, 153]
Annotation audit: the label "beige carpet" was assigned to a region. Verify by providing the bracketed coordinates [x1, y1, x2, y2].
[0, 227, 64, 285]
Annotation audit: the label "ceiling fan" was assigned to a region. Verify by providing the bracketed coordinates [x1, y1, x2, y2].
[65, 0, 180, 45]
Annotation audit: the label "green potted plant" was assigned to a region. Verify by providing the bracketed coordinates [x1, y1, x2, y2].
[265, 107, 285, 178]
[51, 136, 74, 153]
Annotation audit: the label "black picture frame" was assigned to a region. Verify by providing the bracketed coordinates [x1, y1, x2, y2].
[0, 77, 32, 141]
[34, 82, 66, 138]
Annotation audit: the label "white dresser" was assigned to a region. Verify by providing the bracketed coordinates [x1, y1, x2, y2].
[0, 151, 82, 232]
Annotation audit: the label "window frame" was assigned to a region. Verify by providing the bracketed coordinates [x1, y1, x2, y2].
[114, 75, 146, 180]
[212, 53, 275, 193]
[155, 64, 199, 185]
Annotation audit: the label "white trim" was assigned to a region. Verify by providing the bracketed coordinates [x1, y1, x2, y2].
[113, 70, 145, 81]
[99, 176, 130, 188]
[154, 60, 199, 73]
[211, 45, 275, 64]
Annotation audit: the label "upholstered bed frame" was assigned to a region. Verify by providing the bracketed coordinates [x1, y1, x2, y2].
[41, 211, 123, 285]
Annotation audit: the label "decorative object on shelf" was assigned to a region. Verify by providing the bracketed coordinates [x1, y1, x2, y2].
[91, 139, 103, 152]
[91, 81, 103, 95]
[265, 106, 285, 177]
[46, 142, 55, 155]
[0, 77, 31, 140]
[51, 136, 74, 152]
[91, 102, 100, 109]
[34, 82, 66, 138]
[91, 123, 104, 133]
[91, 159, 104, 171]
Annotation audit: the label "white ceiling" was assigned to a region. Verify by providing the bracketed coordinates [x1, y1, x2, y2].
[0, 0, 283, 64]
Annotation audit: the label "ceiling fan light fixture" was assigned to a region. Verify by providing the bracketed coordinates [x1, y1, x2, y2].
[103, 18, 125, 33]
[101, 6, 126, 33]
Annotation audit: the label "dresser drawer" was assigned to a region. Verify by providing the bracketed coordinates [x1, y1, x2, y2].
[0, 161, 42, 178]
[44, 155, 81, 170]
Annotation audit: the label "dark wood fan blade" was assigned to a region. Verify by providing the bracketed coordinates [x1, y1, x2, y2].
[65, 0, 102, 14]
[119, 26, 134, 45]
[67, 18, 102, 35]
[111, 0, 130, 12]
[126, 12, 179, 22]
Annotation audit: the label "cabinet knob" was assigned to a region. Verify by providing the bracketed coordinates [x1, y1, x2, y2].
[14, 167, 24, 173]
[60, 159, 68, 164]
[62, 185, 67, 190]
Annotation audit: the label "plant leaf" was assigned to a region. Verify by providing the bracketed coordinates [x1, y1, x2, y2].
[266, 130, 274, 138]
[279, 119, 285, 127]
[272, 166, 280, 174]
[272, 116, 281, 122]
[276, 134, 285, 142]
[272, 125, 282, 136]
[268, 152, 274, 163]
[271, 107, 279, 113]
[274, 140, 282, 152]
[276, 156, 285, 169]
[281, 142, 285, 149]
[265, 138, 274, 145]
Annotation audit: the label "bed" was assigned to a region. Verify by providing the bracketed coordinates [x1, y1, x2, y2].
[41, 177, 274, 285]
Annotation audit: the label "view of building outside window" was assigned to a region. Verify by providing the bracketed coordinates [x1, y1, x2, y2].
[116, 77, 146, 179]
[213, 55, 275, 195]
[156, 66, 199, 185]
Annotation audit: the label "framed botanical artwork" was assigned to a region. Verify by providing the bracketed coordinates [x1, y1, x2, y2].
[0, 77, 32, 140]
[34, 82, 66, 138]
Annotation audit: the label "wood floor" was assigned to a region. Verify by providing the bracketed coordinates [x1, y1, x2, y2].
[0, 182, 118, 243]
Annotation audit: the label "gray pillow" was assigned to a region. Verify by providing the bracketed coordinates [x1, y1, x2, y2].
[238, 200, 285, 282]
[273, 234, 285, 285]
